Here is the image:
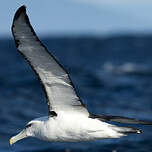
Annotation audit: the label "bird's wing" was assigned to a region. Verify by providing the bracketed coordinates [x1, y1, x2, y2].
[12, 6, 89, 116]
[90, 114, 152, 125]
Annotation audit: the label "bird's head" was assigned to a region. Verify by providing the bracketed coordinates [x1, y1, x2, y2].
[10, 120, 43, 145]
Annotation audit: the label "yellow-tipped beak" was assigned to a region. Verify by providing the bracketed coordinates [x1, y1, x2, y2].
[9, 129, 27, 145]
[9, 138, 13, 145]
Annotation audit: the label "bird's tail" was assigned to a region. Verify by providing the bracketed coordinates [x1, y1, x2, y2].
[111, 126, 142, 135]
[89, 114, 152, 137]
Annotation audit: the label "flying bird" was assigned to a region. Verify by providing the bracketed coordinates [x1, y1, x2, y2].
[10, 5, 152, 145]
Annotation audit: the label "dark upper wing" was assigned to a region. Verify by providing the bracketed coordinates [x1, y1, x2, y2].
[90, 114, 152, 125]
[12, 6, 89, 116]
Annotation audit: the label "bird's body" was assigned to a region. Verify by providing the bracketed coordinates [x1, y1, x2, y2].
[10, 5, 152, 146]
[24, 112, 126, 143]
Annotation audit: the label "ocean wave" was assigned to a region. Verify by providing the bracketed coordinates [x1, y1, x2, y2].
[102, 62, 152, 75]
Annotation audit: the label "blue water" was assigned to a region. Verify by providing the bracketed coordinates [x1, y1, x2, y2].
[0, 36, 152, 152]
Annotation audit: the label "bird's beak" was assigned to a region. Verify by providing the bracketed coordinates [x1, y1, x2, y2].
[10, 129, 27, 145]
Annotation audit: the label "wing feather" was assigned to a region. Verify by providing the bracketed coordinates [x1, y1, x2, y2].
[12, 6, 89, 116]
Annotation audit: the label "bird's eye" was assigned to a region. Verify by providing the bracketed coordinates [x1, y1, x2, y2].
[26, 123, 32, 128]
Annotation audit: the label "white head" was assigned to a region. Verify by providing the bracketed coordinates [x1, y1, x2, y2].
[10, 119, 44, 145]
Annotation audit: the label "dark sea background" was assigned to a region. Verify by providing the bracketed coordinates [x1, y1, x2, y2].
[0, 35, 152, 152]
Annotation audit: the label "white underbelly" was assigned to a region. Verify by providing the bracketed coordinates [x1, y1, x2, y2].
[40, 112, 121, 142]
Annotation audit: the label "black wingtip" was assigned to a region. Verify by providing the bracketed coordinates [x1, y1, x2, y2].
[14, 5, 26, 21]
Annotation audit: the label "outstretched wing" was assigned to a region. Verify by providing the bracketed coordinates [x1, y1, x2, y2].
[12, 6, 89, 116]
[90, 114, 152, 125]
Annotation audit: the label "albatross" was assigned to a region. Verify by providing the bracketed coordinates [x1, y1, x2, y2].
[10, 6, 152, 145]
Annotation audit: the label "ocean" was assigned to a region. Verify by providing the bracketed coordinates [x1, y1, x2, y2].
[0, 35, 152, 152]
